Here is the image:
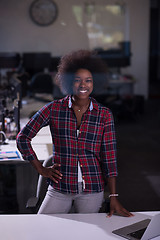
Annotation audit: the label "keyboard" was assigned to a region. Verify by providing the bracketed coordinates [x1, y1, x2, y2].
[127, 227, 147, 239]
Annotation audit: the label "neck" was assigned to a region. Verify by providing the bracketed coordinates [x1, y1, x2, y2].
[72, 96, 90, 111]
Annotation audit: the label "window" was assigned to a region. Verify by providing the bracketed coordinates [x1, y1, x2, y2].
[72, 2, 127, 51]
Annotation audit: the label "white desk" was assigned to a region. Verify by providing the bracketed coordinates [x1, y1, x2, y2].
[0, 212, 160, 240]
[97, 77, 135, 97]
[0, 126, 52, 163]
[0, 126, 52, 213]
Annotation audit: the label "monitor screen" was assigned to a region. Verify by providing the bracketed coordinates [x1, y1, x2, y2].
[22, 52, 51, 76]
[0, 53, 20, 68]
[96, 41, 131, 68]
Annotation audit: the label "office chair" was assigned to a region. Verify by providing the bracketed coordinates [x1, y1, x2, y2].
[26, 155, 53, 213]
[28, 72, 54, 101]
[26, 154, 110, 214]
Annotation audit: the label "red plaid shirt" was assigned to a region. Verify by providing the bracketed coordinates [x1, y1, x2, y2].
[16, 96, 118, 193]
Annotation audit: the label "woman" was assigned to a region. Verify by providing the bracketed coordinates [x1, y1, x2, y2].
[16, 50, 133, 217]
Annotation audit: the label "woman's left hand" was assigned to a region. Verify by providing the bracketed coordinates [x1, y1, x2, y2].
[107, 197, 134, 217]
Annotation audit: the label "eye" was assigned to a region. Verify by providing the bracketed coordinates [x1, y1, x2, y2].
[86, 78, 93, 82]
[74, 77, 81, 82]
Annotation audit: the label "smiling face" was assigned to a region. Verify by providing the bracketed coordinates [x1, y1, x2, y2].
[72, 69, 93, 99]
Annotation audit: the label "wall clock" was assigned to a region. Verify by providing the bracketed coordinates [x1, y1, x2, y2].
[29, 0, 58, 26]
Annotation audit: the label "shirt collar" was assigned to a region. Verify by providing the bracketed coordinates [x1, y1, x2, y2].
[68, 96, 93, 111]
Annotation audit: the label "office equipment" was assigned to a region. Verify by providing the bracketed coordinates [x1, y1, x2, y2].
[29, 72, 54, 101]
[26, 155, 53, 212]
[22, 52, 51, 76]
[0, 52, 20, 69]
[0, 98, 6, 136]
[0, 133, 52, 213]
[9, 75, 22, 134]
[0, 212, 159, 240]
[112, 213, 160, 240]
[0, 141, 51, 163]
[0, 131, 6, 145]
[0, 150, 21, 161]
[97, 41, 131, 68]
[0, 74, 22, 140]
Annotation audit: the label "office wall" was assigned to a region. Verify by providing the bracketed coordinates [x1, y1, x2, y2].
[0, 0, 150, 98]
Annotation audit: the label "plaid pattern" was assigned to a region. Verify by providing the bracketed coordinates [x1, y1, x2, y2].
[16, 96, 118, 194]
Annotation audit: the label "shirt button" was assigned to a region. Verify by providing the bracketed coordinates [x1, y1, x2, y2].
[82, 176, 85, 179]
[76, 153, 79, 156]
[79, 131, 81, 134]
[80, 164, 82, 167]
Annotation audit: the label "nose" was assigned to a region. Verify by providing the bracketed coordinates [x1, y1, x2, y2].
[79, 79, 86, 87]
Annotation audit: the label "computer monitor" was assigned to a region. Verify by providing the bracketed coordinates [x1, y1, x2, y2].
[0, 53, 21, 69]
[96, 41, 131, 68]
[22, 52, 51, 76]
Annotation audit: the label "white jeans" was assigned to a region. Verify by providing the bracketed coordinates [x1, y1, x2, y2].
[38, 184, 104, 214]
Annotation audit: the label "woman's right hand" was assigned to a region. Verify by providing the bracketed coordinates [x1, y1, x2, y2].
[30, 159, 63, 183]
[38, 164, 63, 183]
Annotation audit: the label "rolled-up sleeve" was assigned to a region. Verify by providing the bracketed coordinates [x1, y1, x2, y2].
[16, 103, 51, 161]
[100, 109, 118, 177]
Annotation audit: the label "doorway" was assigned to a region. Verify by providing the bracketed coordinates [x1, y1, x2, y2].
[149, 0, 160, 98]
